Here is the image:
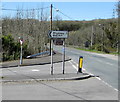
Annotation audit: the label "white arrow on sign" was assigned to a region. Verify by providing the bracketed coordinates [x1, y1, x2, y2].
[48, 31, 68, 39]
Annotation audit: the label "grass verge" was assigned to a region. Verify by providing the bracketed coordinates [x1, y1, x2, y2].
[67, 45, 119, 55]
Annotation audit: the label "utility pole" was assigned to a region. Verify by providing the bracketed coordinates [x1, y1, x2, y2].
[50, 4, 53, 75]
[62, 39, 65, 74]
[50, 4, 53, 56]
[102, 24, 104, 52]
[91, 25, 93, 47]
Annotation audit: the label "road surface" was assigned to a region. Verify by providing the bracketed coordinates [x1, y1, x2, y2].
[53, 45, 118, 90]
[2, 62, 118, 100]
[1, 45, 118, 100]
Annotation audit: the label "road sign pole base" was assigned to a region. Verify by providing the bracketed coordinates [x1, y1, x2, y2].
[63, 70, 64, 74]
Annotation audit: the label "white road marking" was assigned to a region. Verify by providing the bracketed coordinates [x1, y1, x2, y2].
[96, 77, 119, 92]
[71, 60, 78, 65]
[69, 60, 86, 72]
[97, 59, 114, 66]
[106, 62, 114, 66]
[69, 60, 77, 70]
[31, 69, 40, 72]
[69, 60, 118, 92]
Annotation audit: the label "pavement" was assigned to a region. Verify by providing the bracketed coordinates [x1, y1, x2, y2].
[1, 51, 119, 100]
[1, 52, 71, 68]
[0, 51, 91, 82]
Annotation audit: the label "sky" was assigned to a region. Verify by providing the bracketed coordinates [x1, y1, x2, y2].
[2, 2, 118, 21]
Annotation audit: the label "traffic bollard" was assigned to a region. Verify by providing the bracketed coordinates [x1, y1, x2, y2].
[78, 56, 83, 73]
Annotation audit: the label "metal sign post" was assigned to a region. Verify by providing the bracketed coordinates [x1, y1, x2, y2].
[48, 31, 68, 75]
[51, 39, 53, 75]
[19, 37, 23, 65]
[20, 45, 23, 65]
[62, 39, 65, 74]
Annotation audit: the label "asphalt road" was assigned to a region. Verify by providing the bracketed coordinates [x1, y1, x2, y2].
[53, 45, 118, 90]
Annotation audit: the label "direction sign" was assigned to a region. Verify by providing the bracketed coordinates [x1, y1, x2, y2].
[48, 31, 68, 39]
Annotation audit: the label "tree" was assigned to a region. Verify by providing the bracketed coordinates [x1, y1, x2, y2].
[2, 34, 30, 61]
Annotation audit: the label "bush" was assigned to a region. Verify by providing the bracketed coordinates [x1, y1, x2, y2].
[2, 34, 31, 61]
